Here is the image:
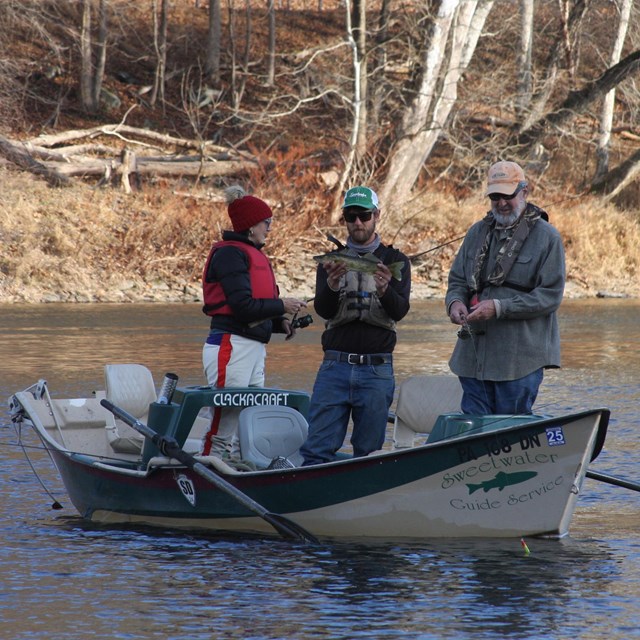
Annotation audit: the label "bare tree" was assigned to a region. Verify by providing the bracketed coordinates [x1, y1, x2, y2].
[80, 0, 108, 113]
[267, 0, 276, 86]
[522, 0, 590, 131]
[150, 0, 169, 107]
[370, 0, 392, 127]
[227, 0, 251, 112]
[331, 0, 371, 217]
[379, 0, 493, 210]
[515, 0, 534, 119]
[594, 0, 632, 181]
[352, 0, 368, 159]
[516, 49, 640, 149]
[205, 0, 222, 82]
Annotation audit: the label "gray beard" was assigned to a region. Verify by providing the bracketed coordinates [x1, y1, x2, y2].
[492, 200, 526, 228]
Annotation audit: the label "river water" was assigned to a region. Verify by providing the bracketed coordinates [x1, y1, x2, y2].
[1, 300, 639, 640]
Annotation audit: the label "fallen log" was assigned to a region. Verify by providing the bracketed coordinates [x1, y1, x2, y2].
[44, 155, 256, 178]
[2, 127, 255, 189]
[0, 135, 70, 187]
[29, 124, 229, 153]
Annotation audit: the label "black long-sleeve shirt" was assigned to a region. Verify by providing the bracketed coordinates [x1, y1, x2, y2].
[314, 243, 411, 354]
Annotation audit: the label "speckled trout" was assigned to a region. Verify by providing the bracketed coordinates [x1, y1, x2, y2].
[313, 249, 404, 281]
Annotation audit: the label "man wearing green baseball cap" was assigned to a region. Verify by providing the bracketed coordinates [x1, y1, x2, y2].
[301, 186, 412, 465]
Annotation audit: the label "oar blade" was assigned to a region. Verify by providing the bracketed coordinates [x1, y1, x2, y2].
[264, 513, 320, 545]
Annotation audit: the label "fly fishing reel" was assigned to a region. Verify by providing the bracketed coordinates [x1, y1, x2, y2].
[291, 314, 313, 330]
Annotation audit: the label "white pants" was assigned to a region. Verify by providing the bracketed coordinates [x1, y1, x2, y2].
[201, 333, 266, 456]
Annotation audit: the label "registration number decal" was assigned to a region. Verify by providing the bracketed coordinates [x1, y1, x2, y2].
[545, 426, 566, 447]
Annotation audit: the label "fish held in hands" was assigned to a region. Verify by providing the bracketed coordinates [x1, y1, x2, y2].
[313, 250, 404, 281]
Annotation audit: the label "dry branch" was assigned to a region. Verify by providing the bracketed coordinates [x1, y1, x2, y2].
[591, 147, 640, 200]
[44, 155, 256, 178]
[2, 126, 255, 189]
[0, 135, 71, 187]
[29, 124, 229, 153]
[516, 49, 640, 148]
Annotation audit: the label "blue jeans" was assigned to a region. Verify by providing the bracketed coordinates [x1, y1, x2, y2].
[300, 359, 395, 465]
[459, 369, 544, 415]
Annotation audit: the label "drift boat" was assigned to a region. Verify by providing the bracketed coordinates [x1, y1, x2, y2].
[9, 364, 609, 541]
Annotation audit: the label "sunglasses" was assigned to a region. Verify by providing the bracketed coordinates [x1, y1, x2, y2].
[488, 184, 525, 202]
[343, 210, 374, 223]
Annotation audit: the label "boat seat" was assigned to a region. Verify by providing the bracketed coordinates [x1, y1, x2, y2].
[392, 375, 463, 449]
[104, 363, 156, 454]
[238, 405, 309, 469]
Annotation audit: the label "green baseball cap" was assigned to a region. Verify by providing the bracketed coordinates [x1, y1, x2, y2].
[342, 186, 379, 210]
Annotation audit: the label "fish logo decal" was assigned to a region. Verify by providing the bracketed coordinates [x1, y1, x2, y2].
[466, 471, 537, 495]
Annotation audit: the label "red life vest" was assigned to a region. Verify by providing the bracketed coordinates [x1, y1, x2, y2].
[202, 240, 278, 316]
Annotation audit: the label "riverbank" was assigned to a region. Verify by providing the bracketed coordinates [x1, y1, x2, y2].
[1, 165, 639, 304]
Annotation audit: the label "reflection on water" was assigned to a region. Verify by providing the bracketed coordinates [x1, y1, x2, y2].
[1, 300, 639, 639]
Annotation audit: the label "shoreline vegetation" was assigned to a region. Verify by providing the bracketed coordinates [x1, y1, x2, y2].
[1, 1, 639, 305]
[1, 165, 638, 305]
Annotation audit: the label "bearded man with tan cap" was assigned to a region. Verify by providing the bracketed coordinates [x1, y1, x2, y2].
[445, 161, 565, 414]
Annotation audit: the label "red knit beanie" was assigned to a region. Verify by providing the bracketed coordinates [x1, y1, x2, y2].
[226, 187, 273, 233]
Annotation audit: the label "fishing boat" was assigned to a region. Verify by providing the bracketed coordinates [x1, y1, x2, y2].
[9, 363, 610, 542]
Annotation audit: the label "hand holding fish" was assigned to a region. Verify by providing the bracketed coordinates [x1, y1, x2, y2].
[324, 260, 348, 291]
[313, 249, 404, 286]
[373, 264, 391, 296]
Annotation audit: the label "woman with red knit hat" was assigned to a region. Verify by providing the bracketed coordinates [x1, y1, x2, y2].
[200, 185, 306, 461]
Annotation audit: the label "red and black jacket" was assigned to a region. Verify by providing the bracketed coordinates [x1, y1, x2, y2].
[202, 232, 285, 343]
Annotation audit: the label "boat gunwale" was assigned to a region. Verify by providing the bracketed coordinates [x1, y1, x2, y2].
[16, 388, 610, 479]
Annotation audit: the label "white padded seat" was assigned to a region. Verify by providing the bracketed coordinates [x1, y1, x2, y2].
[104, 363, 157, 454]
[238, 405, 309, 469]
[393, 375, 463, 449]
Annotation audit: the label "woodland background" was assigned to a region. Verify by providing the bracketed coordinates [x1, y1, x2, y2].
[0, 0, 639, 303]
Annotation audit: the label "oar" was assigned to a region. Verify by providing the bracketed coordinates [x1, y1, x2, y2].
[586, 470, 640, 493]
[100, 399, 319, 544]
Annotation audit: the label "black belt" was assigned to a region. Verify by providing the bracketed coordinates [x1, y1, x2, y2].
[324, 351, 392, 365]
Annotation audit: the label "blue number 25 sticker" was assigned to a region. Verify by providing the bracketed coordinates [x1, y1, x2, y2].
[546, 426, 566, 447]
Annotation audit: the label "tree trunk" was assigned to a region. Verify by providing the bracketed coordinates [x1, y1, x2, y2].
[333, 0, 367, 219]
[91, 0, 107, 110]
[522, 0, 590, 131]
[267, 0, 276, 86]
[517, 49, 640, 149]
[370, 0, 392, 127]
[559, 0, 590, 82]
[594, 0, 632, 182]
[379, 1, 459, 209]
[353, 0, 368, 159]
[151, 0, 168, 107]
[515, 0, 534, 120]
[0, 135, 71, 187]
[591, 147, 640, 200]
[80, 0, 96, 112]
[205, 0, 222, 82]
[80, 0, 109, 113]
[379, 0, 493, 212]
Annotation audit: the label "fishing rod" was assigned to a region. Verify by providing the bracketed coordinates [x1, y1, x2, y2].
[407, 235, 465, 262]
[327, 232, 464, 263]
